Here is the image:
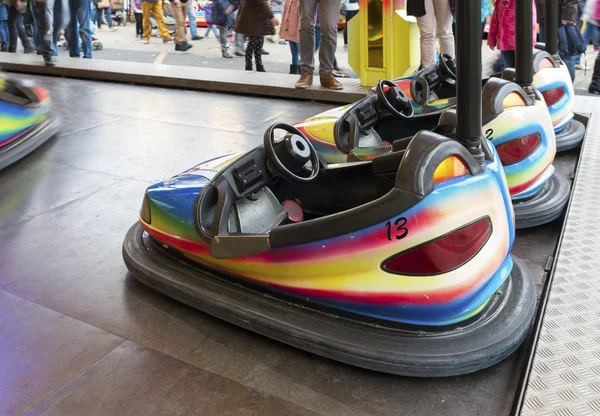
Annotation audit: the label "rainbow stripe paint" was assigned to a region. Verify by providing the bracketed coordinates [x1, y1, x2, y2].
[0, 84, 50, 148]
[139, 148, 515, 326]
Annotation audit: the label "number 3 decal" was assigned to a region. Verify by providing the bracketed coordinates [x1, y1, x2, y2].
[385, 217, 409, 241]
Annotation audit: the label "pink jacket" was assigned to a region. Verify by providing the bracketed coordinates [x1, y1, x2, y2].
[280, 0, 299, 43]
[488, 0, 537, 51]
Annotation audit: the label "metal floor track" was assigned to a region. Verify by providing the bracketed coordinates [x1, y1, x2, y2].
[519, 99, 600, 415]
[0, 54, 369, 104]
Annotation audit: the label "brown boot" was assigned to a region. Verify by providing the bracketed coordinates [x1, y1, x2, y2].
[320, 72, 343, 90]
[295, 71, 313, 89]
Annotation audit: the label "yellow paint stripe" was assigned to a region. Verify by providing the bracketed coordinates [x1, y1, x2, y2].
[154, 51, 168, 65]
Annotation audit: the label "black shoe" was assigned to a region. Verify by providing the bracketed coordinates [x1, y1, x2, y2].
[44, 56, 57, 67]
[260, 48, 269, 55]
[222, 52, 233, 58]
[175, 42, 193, 51]
[235, 50, 244, 56]
[256, 65, 266, 72]
[191, 36, 203, 40]
[245, 63, 252, 71]
[0, 44, 7, 52]
[589, 83, 600, 94]
[24, 46, 34, 54]
[289, 64, 300, 75]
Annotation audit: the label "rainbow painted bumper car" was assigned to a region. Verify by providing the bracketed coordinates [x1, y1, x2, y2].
[0, 74, 59, 170]
[384, 50, 583, 153]
[123, 121, 536, 377]
[297, 68, 569, 229]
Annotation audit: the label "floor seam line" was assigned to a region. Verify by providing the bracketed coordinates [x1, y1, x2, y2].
[22, 339, 129, 416]
[0, 179, 126, 233]
[58, 116, 126, 138]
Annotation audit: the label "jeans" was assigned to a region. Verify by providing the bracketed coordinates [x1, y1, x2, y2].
[289, 40, 299, 65]
[34, 0, 64, 57]
[0, 20, 8, 47]
[187, 4, 197, 38]
[8, 7, 32, 52]
[575, 22, 599, 65]
[97, 6, 112, 28]
[204, 24, 218, 37]
[501, 50, 515, 69]
[563, 55, 576, 80]
[68, 0, 92, 58]
[299, 0, 341, 74]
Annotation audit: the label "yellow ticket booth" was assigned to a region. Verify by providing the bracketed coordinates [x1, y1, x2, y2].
[347, 0, 421, 87]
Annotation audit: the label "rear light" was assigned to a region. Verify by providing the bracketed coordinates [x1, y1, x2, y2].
[496, 133, 541, 165]
[541, 87, 566, 106]
[502, 92, 527, 109]
[433, 156, 469, 185]
[382, 217, 492, 276]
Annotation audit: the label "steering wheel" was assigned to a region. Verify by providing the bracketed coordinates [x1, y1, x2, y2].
[264, 123, 320, 183]
[376, 80, 414, 120]
[439, 53, 457, 80]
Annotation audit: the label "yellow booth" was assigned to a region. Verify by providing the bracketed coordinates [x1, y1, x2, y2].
[347, 0, 421, 86]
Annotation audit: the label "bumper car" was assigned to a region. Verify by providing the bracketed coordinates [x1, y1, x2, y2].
[123, 0, 535, 378]
[532, 45, 584, 152]
[0, 74, 59, 170]
[295, 72, 569, 229]
[123, 124, 535, 377]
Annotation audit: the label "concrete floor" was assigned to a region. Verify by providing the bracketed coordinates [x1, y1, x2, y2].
[0, 75, 578, 416]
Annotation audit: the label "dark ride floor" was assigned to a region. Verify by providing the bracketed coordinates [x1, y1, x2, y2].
[0, 74, 580, 416]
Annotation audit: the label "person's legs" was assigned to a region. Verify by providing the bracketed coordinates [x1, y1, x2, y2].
[245, 35, 256, 68]
[289, 40, 299, 64]
[433, 0, 454, 58]
[187, 3, 198, 38]
[218, 24, 229, 56]
[173, 2, 185, 43]
[34, 0, 56, 63]
[564, 55, 576, 80]
[0, 20, 8, 50]
[235, 32, 245, 54]
[589, 51, 600, 93]
[105, 6, 113, 28]
[142, 2, 152, 40]
[51, 0, 64, 56]
[96, 6, 102, 27]
[152, 1, 170, 39]
[298, 0, 317, 74]
[135, 11, 142, 36]
[254, 35, 264, 69]
[501, 50, 516, 69]
[68, 0, 80, 56]
[7, 7, 18, 52]
[79, 0, 92, 57]
[416, 0, 436, 67]
[343, 9, 357, 45]
[318, 0, 340, 75]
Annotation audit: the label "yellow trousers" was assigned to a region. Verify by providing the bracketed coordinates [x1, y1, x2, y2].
[142, 1, 170, 41]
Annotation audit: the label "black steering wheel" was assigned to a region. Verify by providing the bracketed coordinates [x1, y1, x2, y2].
[376, 80, 414, 120]
[264, 123, 320, 183]
[439, 53, 457, 80]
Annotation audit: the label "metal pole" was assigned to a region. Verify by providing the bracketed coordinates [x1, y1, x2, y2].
[455, 0, 484, 164]
[545, 0, 558, 55]
[516, 0, 535, 98]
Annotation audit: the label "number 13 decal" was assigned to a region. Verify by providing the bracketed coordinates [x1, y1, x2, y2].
[385, 217, 408, 241]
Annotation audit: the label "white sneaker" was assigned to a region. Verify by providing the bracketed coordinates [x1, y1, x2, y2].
[576, 63, 590, 70]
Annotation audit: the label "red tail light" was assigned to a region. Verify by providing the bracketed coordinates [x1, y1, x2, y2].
[541, 87, 565, 106]
[495, 133, 541, 165]
[382, 217, 492, 276]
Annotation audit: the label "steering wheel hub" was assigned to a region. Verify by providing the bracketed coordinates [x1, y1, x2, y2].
[376, 80, 415, 120]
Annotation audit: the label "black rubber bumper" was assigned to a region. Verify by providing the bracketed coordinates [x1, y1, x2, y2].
[0, 115, 60, 170]
[123, 222, 536, 378]
[555, 118, 585, 153]
[514, 172, 570, 229]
